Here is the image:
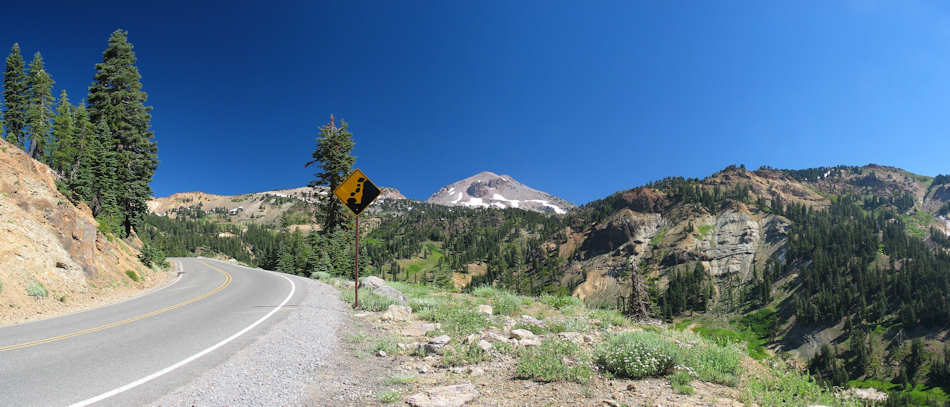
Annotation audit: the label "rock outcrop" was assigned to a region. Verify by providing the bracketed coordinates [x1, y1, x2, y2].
[0, 138, 168, 325]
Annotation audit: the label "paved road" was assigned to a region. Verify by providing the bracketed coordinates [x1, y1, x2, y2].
[0, 257, 301, 407]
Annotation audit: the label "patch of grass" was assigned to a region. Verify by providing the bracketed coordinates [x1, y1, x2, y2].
[347, 332, 369, 343]
[385, 374, 417, 385]
[408, 296, 443, 313]
[673, 319, 692, 331]
[677, 340, 743, 386]
[695, 311, 772, 361]
[340, 287, 401, 312]
[441, 342, 490, 367]
[493, 293, 521, 316]
[516, 339, 592, 383]
[696, 224, 714, 240]
[742, 359, 859, 406]
[539, 294, 581, 310]
[372, 335, 400, 355]
[549, 317, 591, 333]
[670, 371, 694, 395]
[589, 309, 627, 328]
[389, 281, 433, 300]
[377, 389, 400, 404]
[651, 227, 667, 246]
[472, 285, 500, 298]
[310, 271, 331, 280]
[513, 322, 547, 335]
[420, 302, 490, 338]
[26, 281, 48, 298]
[125, 270, 141, 282]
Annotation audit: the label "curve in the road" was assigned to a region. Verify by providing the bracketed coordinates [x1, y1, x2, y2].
[0, 261, 232, 353]
[67, 262, 296, 407]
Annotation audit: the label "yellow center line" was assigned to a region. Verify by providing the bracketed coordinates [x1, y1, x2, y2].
[0, 261, 232, 353]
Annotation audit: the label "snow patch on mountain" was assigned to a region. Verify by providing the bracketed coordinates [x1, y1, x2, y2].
[426, 171, 574, 214]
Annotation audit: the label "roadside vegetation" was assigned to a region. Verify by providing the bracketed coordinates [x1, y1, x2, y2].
[318, 272, 870, 406]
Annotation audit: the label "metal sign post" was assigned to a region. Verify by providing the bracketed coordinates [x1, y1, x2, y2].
[333, 169, 380, 309]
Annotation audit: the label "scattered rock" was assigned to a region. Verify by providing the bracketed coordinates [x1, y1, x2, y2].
[602, 400, 620, 407]
[476, 340, 493, 353]
[557, 332, 584, 344]
[372, 285, 407, 304]
[407, 383, 479, 407]
[360, 276, 387, 290]
[353, 311, 373, 318]
[382, 304, 412, 321]
[462, 334, 479, 344]
[476, 304, 493, 316]
[398, 342, 417, 352]
[519, 338, 541, 347]
[519, 315, 544, 326]
[376, 350, 387, 357]
[425, 335, 452, 354]
[510, 329, 536, 340]
[403, 322, 440, 337]
[484, 332, 509, 343]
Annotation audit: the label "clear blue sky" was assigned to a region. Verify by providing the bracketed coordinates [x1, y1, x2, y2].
[4, 1, 949, 204]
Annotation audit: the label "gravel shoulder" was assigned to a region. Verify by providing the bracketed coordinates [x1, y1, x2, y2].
[150, 270, 356, 406]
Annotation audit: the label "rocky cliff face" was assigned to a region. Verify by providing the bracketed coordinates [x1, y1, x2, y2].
[0, 138, 167, 325]
[427, 171, 575, 214]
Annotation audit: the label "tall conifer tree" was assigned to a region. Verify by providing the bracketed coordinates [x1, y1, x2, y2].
[3, 43, 27, 147]
[50, 90, 75, 173]
[27, 51, 55, 161]
[306, 115, 355, 233]
[87, 30, 157, 236]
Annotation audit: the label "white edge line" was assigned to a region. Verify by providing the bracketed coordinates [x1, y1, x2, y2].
[68, 271, 297, 407]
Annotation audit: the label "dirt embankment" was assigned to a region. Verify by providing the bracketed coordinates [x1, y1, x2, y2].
[0, 138, 170, 326]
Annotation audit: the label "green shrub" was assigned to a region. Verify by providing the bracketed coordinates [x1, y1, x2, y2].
[670, 371, 694, 395]
[549, 318, 591, 333]
[679, 341, 743, 386]
[540, 294, 582, 310]
[493, 293, 520, 316]
[590, 309, 627, 328]
[311, 271, 331, 280]
[516, 339, 592, 383]
[513, 322, 547, 335]
[139, 243, 169, 269]
[421, 304, 490, 338]
[385, 374, 417, 385]
[408, 297, 442, 313]
[26, 281, 48, 298]
[377, 390, 400, 404]
[340, 288, 401, 312]
[125, 270, 141, 282]
[472, 285, 500, 298]
[389, 281, 433, 300]
[595, 331, 676, 378]
[441, 342, 490, 367]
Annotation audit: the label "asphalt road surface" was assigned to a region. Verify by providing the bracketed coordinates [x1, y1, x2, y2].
[0, 257, 302, 407]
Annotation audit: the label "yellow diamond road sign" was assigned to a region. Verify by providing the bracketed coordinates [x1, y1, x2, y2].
[333, 169, 380, 216]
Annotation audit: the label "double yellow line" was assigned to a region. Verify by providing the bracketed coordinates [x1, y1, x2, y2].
[0, 261, 231, 353]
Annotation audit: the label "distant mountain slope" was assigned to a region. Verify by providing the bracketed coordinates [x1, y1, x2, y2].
[0, 138, 167, 325]
[426, 171, 575, 214]
[147, 185, 407, 228]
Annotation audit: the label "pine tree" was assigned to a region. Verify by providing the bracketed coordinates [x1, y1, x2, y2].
[26, 51, 54, 161]
[65, 102, 95, 202]
[305, 115, 355, 233]
[87, 30, 157, 237]
[3, 43, 27, 147]
[50, 90, 75, 174]
[87, 121, 120, 223]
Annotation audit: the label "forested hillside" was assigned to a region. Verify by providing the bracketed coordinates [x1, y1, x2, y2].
[2, 30, 157, 239]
